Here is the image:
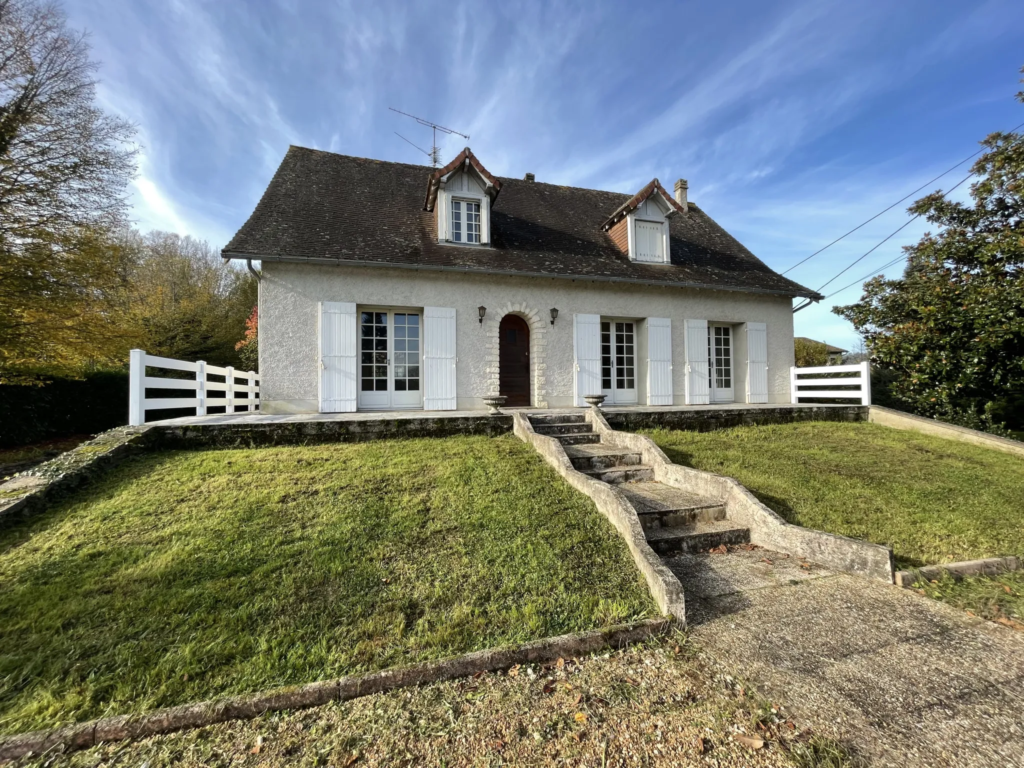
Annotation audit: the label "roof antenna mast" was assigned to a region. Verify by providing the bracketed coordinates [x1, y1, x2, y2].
[389, 107, 469, 167]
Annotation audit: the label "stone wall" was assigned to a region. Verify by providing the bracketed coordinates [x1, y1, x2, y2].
[603, 404, 868, 432]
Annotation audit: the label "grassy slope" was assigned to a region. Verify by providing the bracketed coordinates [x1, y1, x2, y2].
[641, 422, 1024, 569]
[0, 436, 653, 734]
[13, 640, 829, 768]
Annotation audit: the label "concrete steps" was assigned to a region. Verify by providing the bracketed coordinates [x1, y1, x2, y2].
[564, 443, 643, 472]
[645, 520, 751, 555]
[618, 482, 727, 531]
[581, 465, 654, 484]
[531, 422, 593, 437]
[527, 413, 601, 447]
[528, 412, 749, 557]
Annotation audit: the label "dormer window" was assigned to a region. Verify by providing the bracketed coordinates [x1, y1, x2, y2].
[634, 216, 667, 262]
[423, 147, 502, 247]
[601, 178, 685, 265]
[452, 199, 481, 244]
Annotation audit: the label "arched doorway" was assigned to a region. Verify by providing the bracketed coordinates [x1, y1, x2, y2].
[499, 314, 531, 406]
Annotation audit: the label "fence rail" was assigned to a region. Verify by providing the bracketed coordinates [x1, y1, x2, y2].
[790, 361, 871, 406]
[129, 349, 259, 426]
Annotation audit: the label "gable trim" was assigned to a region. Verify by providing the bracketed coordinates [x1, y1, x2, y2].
[424, 147, 502, 212]
[601, 178, 686, 231]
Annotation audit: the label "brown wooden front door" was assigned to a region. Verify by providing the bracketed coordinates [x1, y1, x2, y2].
[499, 315, 531, 406]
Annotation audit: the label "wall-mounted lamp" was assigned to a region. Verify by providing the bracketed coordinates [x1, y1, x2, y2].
[478, 306, 486, 324]
[550, 308, 559, 326]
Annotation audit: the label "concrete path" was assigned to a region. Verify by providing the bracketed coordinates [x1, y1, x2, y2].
[667, 551, 1024, 767]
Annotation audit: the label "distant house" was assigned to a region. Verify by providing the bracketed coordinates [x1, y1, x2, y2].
[795, 337, 847, 365]
[223, 146, 820, 413]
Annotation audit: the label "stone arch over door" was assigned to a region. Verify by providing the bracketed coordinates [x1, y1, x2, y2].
[483, 304, 548, 408]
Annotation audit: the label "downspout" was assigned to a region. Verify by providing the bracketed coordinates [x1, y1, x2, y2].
[246, 259, 261, 282]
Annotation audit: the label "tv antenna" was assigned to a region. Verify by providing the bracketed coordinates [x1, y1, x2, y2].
[390, 107, 469, 167]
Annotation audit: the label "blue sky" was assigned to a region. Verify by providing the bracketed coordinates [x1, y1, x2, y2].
[67, 0, 1023, 349]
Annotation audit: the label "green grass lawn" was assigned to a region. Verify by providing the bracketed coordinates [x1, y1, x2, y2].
[0, 435, 654, 735]
[641, 421, 1024, 625]
[640, 421, 1024, 569]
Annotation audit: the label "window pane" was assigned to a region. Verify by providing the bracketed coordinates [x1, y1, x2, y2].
[408, 315, 419, 326]
[375, 339, 387, 351]
[362, 365, 373, 377]
[394, 339, 406, 351]
[408, 340, 419, 352]
[361, 380, 374, 391]
[361, 352, 372, 364]
[375, 325, 387, 337]
[395, 379, 406, 391]
[375, 352, 387, 364]
[409, 365, 419, 378]
[395, 366, 407, 378]
[409, 380, 419, 391]
[375, 379, 387, 391]
[375, 365, 388, 378]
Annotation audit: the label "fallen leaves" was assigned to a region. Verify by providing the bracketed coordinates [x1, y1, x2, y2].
[732, 734, 765, 750]
[708, 544, 728, 555]
[250, 735, 263, 754]
[574, 712, 588, 724]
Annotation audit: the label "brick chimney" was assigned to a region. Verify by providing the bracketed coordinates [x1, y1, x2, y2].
[674, 179, 688, 211]
[524, 172, 535, 182]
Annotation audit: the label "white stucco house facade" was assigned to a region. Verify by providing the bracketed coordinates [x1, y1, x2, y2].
[223, 147, 821, 414]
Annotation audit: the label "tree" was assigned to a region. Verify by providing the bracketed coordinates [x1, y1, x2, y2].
[235, 306, 258, 371]
[835, 78, 1024, 432]
[127, 232, 257, 367]
[0, 0, 137, 382]
[794, 338, 830, 367]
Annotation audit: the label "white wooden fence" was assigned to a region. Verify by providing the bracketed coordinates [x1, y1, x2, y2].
[790, 361, 871, 405]
[129, 349, 259, 426]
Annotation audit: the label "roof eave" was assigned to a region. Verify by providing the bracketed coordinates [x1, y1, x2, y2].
[222, 250, 822, 300]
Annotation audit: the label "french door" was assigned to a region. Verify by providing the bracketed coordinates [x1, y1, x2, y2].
[601, 320, 637, 404]
[358, 310, 422, 410]
[708, 324, 734, 403]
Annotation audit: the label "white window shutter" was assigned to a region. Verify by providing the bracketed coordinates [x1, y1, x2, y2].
[684, 319, 710, 405]
[573, 314, 602, 407]
[319, 301, 357, 413]
[746, 322, 769, 404]
[424, 307, 457, 410]
[647, 317, 673, 405]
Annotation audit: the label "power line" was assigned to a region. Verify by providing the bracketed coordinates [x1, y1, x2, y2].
[781, 119, 1024, 276]
[792, 169, 975, 313]
[822, 253, 909, 301]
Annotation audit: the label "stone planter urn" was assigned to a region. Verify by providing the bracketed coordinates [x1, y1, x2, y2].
[482, 395, 507, 415]
[584, 394, 606, 408]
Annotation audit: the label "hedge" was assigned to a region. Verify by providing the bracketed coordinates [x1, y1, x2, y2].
[0, 371, 130, 449]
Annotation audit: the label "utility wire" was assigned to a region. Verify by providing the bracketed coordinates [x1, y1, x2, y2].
[792, 170, 975, 313]
[781, 119, 1024, 277]
[821, 253, 909, 301]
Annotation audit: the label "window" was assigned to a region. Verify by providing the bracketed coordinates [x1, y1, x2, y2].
[634, 219, 667, 262]
[451, 199, 481, 244]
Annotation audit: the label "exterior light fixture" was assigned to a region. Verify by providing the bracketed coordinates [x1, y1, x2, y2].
[550, 308, 559, 326]
[478, 306, 486, 324]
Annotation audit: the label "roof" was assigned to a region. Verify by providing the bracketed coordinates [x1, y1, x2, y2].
[601, 178, 685, 230]
[223, 146, 821, 300]
[795, 337, 848, 353]
[424, 147, 501, 211]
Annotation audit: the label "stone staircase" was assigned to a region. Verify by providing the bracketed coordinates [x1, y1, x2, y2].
[528, 413, 751, 555]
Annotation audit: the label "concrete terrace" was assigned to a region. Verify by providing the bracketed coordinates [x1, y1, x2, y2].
[151, 402, 866, 427]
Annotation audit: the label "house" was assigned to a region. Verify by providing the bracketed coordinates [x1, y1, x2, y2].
[795, 337, 847, 365]
[222, 147, 821, 413]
